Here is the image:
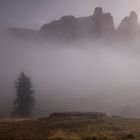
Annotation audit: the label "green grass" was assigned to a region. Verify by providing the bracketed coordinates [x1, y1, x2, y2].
[1, 116, 140, 140]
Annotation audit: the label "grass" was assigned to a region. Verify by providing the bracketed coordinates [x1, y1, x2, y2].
[1, 116, 140, 139]
[47, 130, 81, 140]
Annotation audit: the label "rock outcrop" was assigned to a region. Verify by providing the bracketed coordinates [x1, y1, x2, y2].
[8, 7, 140, 42]
[49, 112, 107, 119]
[41, 7, 115, 40]
[117, 11, 140, 38]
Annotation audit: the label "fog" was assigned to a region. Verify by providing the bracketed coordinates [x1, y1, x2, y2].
[1, 29, 140, 118]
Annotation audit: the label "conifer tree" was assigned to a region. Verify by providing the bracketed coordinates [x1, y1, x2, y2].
[12, 72, 35, 117]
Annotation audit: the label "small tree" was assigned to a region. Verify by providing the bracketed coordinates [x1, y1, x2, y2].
[12, 72, 35, 117]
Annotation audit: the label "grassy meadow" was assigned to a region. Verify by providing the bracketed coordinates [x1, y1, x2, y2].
[1, 116, 140, 140]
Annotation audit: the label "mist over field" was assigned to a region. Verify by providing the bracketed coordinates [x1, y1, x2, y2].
[1, 28, 140, 118]
[2, 0, 140, 119]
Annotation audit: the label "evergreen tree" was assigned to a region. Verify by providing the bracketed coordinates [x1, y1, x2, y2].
[12, 72, 35, 117]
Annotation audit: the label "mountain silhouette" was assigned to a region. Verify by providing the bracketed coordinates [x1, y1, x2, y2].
[8, 7, 140, 42]
[117, 11, 140, 38]
[41, 7, 115, 41]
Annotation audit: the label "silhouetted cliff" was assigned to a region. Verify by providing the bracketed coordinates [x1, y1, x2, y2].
[117, 11, 140, 38]
[41, 7, 115, 40]
[8, 7, 140, 42]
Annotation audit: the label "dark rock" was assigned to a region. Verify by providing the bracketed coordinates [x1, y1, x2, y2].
[49, 112, 107, 119]
[117, 11, 140, 37]
[8, 7, 140, 42]
[41, 7, 115, 40]
[94, 7, 103, 16]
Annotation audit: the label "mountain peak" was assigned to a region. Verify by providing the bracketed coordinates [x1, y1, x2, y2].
[94, 7, 103, 16]
[117, 11, 139, 37]
[130, 11, 138, 23]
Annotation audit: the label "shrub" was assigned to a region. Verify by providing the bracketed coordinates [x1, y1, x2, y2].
[82, 136, 98, 140]
[124, 134, 136, 139]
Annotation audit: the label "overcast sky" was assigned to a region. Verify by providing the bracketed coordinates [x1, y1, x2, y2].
[1, 0, 140, 29]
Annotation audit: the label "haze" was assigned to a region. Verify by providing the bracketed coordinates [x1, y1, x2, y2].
[1, 0, 140, 118]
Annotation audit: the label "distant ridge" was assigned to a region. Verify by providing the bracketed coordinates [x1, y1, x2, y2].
[8, 7, 140, 42]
